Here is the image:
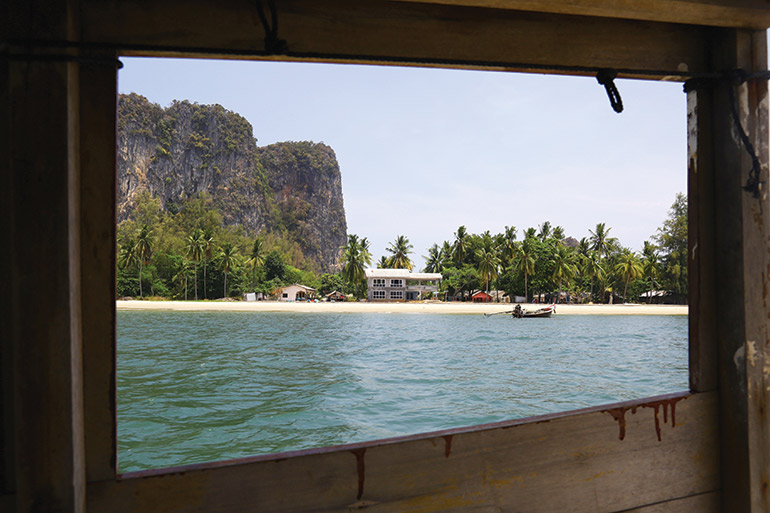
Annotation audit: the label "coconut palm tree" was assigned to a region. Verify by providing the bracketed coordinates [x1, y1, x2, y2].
[172, 261, 194, 301]
[499, 226, 517, 268]
[423, 243, 442, 273]
[517, 237, 536, 302]
[552, 225, 566, 242]
[615, 250, 644, 302]
[550, 244, 577, 302]
[118, 237, 139, 296]
[376, 255, 389, 269]
[589, 222, 618, 259]
[135, 224, 152, 298]
[387, 235, 414, 270]
[340, 234, 372, 296]
[186, 229, 204, 300]
[218, 242, 237, 298]
[642, 241, 660, 303]
[201, 227, 215, 299]
[476, 247, 501, 295]
[538, 221, 552, 242]
[581, 250, 605, 302]
[247, 237, 266, 288]
[452, 225, 470, 265]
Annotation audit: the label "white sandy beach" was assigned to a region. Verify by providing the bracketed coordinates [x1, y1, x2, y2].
[116, 300, 687, 315]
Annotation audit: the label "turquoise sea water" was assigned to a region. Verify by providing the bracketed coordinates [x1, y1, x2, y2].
[116, 311, 688, 473]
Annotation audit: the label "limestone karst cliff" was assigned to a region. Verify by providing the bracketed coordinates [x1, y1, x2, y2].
[118, 93, 347, 272]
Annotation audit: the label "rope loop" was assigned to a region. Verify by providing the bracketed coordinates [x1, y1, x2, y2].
[256, 0, 289, 55]
[596, 69, 623, 113]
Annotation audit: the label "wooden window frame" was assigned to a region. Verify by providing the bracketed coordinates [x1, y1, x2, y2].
[4, 1, 770, 512]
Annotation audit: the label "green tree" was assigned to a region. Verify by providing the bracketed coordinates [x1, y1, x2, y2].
[517, 236, 537, 302]
[423, 243, 442, 273]
[589, 222, 618, 259]
[581, 251, 605, 302]
[615, 250, 643, 302]
[654, 193, 688, 303]
[135, 224, 153, 298]
[452, 225, 470, 265]
[201, 227, 215, 299]
[185, 229, 204, 300]
[550, 244, 577, 302]
[340, 234, 372, 298]
[264, 250, 287, 282]
[247, 237, 266, 288]
[387, 235, 414, 270]
[218, 242, 238, 297]
[476, 246, 500, 295]
[642, 240, 660, 303]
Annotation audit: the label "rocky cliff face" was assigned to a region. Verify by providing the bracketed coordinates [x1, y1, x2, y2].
[117, 93, 347, 271]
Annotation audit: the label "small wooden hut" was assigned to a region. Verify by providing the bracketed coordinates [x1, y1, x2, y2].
[3, 1, 770, 512]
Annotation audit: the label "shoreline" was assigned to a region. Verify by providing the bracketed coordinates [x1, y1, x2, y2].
[116, 300, 688, 315]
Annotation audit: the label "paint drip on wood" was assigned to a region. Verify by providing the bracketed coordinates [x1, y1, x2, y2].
[351, 448, 366, 500]
[604, 397, 686, 441]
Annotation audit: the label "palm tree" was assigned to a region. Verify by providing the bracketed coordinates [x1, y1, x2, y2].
[340, 234, 372, 296]
[118, 237, 139, 295]
[186, 229, 204, 300]
[642, 241, 660, 303]
[172, 261, 194, 300]
[550, 244, 577, 302]
[423, 243, 442, 273]
[589, 222, 618, 259]
[581, 251, 605, 302]
[499, 226, 517, 268]
[376, 255, 389, 269]
[538, 221, 552, 242]
[247, 237, 266, 288]
[387, 235, 414, 270]
[135, 224, 152, 298]
[218, 242, 237, 298]
[517, 237, 536, 302]
[552, 225, 565, 242]
[476, 247, 501, 295]
[524, 227, 537, 240]
[201, 227, 215, 299]
[615, 250, 643, 302]
[452, 225, 470, 265]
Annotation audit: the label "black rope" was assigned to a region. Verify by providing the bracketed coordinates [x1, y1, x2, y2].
[727, 74, 764, 198]
[255, 0, 288, 55]
[596, 69, 623, 113]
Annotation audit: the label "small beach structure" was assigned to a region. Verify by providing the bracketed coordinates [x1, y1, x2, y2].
[365, 268, 442, 302]
[278, 284, 316, 302]
[324, 291, 346, 302]
[471, 291, 493, 303]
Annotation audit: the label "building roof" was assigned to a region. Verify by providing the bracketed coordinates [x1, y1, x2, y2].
[365, 269, 442, 280]
[282, 283, 316, 291]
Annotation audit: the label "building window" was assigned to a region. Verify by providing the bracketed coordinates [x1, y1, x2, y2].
[390, 279, 403, 288]
[372, 278, 386, 288]
[282, 293, 288, 298]
[372, 290, 386, 299]
[390, 290, 404, 300]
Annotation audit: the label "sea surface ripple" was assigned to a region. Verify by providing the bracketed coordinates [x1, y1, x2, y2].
[117, 311, 687, 472]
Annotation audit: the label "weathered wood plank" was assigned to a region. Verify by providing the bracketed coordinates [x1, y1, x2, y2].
[81, 0, 711, 78]
[619, 491, 719, 512]
[79, 55, 119, 483]
[4, 2, 88, 512]
[700, 28, 770, 512]
[88, 392, 718, 513]
[391, 0, 770, 30]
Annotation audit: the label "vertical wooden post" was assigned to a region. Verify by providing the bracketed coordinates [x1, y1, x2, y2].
[693, 28, 770, 512]
[2, 1, 87, 511]
[79, 55, 119, 483]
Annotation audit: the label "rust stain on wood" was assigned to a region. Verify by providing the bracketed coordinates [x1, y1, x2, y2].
[605, 396, 686, 441]
[443, 435, 453, 458]
[351, 448, 366, 500]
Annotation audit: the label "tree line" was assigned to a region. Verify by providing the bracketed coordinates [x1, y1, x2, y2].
[117, 191, 687, 304]
[340, 193, 687, 304]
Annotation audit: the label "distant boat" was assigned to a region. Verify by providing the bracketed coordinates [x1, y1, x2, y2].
[520, 304, 555, 318]
[484, 303, 556, 318]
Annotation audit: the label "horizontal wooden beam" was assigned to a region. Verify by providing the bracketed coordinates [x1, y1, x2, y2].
[391, 0, 770, 30]
[81, 0, 711, 78]
[88, 392, 718, 513]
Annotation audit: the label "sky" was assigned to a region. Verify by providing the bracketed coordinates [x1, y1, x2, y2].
[118, 57, 688, 267]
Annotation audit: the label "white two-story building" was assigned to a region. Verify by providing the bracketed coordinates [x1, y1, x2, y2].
[365, 268, 442, 302]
